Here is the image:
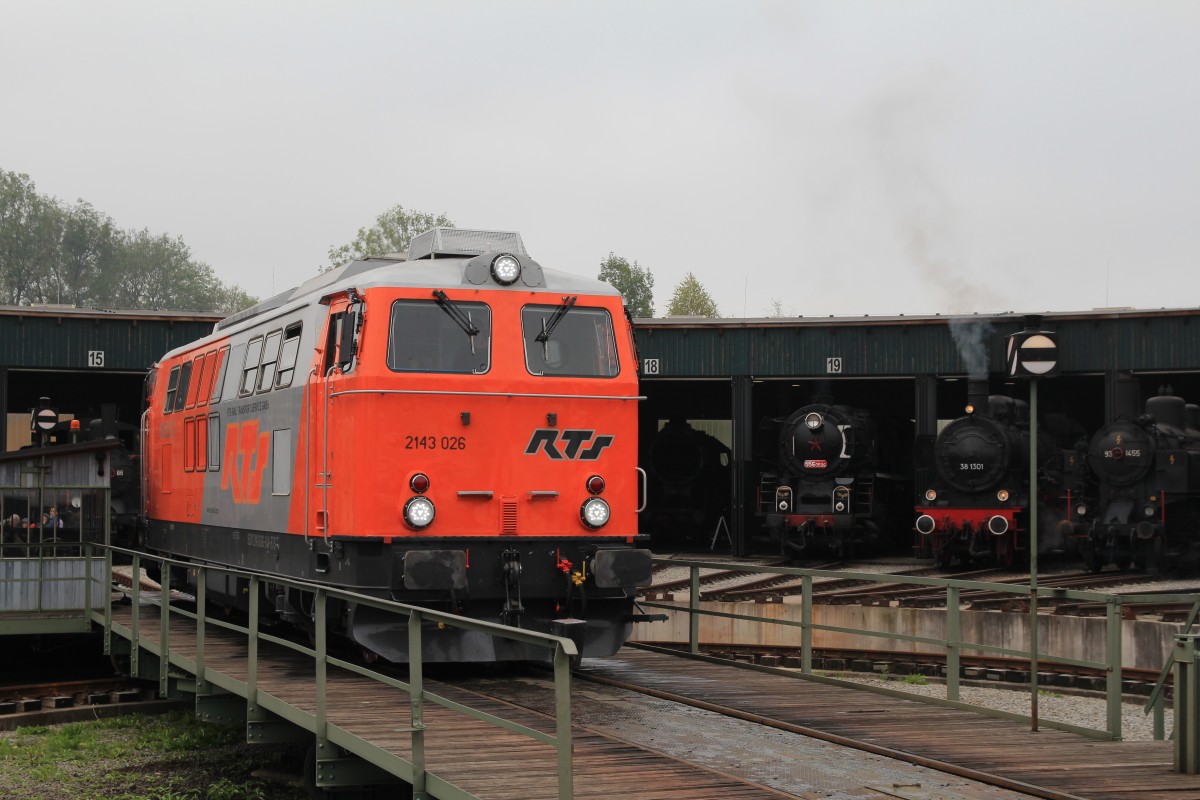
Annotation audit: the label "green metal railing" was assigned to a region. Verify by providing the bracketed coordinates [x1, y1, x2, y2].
[91, 545, 577, 800]
[643, 558, 1200, 741]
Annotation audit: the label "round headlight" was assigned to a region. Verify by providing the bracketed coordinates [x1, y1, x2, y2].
[410, 473, 430, 494]
[404, 496, 436, 529]
[491, 254, 521, 285]
[586, 475, 605, 495]
[997, 489, 1010, 502]
[1076, 504, 1088, 517]
[964, 404, 975, 415]
[988, 515, 1009, 535]
[915, 514, 936, 535]
[580, 497, 610, 529]
[804, 412, 823, 430]
[1143, 504, 1156, 517]
[924, 489, 937, 502]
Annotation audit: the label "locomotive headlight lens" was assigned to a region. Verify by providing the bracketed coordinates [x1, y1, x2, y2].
[491, 254, 521, 285]
[1143, 504, 1156, 517]
[804, 412, 823, 430]
[924, 489, 937, 502]
[586, 475, 606, 495]
[404, 496, 436, 529]
[915, 514, 936, 535]
[997, 489, 1010, 502]
[410, 473, 430, 494]
[964, 404, 975, 415]
[581, 497, 611, 528]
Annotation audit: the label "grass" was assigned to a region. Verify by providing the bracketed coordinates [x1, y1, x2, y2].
[0, 711, 305, 800]
[903, 673, 929, 686]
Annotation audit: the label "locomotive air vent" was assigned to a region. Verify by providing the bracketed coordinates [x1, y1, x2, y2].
[409, 228, 528, 261]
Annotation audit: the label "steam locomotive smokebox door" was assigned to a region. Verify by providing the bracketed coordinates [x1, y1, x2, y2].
[593, 549, 653, 589]
[403, 550, 468, 591]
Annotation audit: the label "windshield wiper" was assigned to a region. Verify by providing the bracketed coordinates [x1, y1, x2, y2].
[432, 290, 480, 354]
[536, 295, 577, 344]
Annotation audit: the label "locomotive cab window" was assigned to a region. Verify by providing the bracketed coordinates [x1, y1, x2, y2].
[387, 299, 492, 374]
[522, 304, 618, 378]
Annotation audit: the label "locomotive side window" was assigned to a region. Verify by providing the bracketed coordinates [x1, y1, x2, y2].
[183, 417, 195, 472]
[387, 299, 492, 374]
[185, 355, 205, 409]
[521, 305, 618, 378]
[207, 412, 221, 471]
[196, 415, 208, 471]
[275, 323, 303, 388]
[174, 360, 193, 412]
[256, 330, 283, 393]
[210, 346, 231, 403]
[240, 336, 264, 397]
[163, 366, 181, 413]
[195, 350, 216, 408]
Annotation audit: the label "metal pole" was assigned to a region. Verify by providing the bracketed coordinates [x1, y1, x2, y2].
[801, 574, 813, 673]
[1029, 377, 1039, 731]
[947, 586, 961, 702]
[689, 566, 700, 655]
[408, 609, 427, 799]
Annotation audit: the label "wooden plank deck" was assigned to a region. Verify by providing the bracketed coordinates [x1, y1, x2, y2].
[104, 604, 785, 800]
[579, 647, 1199, 800]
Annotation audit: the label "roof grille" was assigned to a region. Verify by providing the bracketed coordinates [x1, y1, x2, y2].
[408, 228, 527, 261]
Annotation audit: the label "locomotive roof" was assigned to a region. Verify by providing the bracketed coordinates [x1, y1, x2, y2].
[149, 252, 621, 360]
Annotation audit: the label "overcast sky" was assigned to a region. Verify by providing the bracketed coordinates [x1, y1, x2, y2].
[2, 1, 1197, 318]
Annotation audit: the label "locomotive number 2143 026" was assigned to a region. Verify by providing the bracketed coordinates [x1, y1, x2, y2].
[405, 435, 467, 450]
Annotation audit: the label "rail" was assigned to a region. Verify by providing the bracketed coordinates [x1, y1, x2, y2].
[640, 557, 1200, 741]
[88, 545, 577, 800]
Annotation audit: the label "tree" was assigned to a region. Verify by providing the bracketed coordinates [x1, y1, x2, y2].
[598, 252, 654, 317]
[665, 272, 720, 317]
[0, 167, 257, 313]
[325, 205, 454, 270]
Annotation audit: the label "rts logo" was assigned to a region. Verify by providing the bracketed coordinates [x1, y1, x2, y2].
[525, 429, 614, 461]
[223, 420, 271, 504]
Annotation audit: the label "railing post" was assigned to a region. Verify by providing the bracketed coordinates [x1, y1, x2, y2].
[1106, 596, 1124, 740]
[689, 565, 700, 655]
[554, 642, 575, 800]
[1155, 691, 1166, 741]
[159, 560, 170, 697]
[248, 575, 259, 710]
[103, 543, 113, 655]
[83, 542, 93, 620]
[946, 586, 960, 702]
[314, 589, 326, 739]
[195, 568, 206, 691]
[801, 574, 812, 674]
[131, 553, 140, 676]
[1175, 633, 1200, 773]
[408, 609, 427, 799]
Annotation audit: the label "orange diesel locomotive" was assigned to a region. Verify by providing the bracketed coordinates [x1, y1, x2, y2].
[142, 229, 653, 661]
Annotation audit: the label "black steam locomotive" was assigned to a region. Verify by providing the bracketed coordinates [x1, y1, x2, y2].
[914, 383, 1073, 567]
[644, 419, 731, 545]
[1068, 391, 1200, 572]
[757, 402, 894, 559]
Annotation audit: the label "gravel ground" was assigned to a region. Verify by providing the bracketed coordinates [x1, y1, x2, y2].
[832, 673, 1173, 741]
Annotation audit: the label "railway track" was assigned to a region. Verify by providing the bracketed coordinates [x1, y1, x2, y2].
[0, 677, 171, 730]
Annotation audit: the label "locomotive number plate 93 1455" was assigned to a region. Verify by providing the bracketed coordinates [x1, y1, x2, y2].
[405, 435, 467, 450]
